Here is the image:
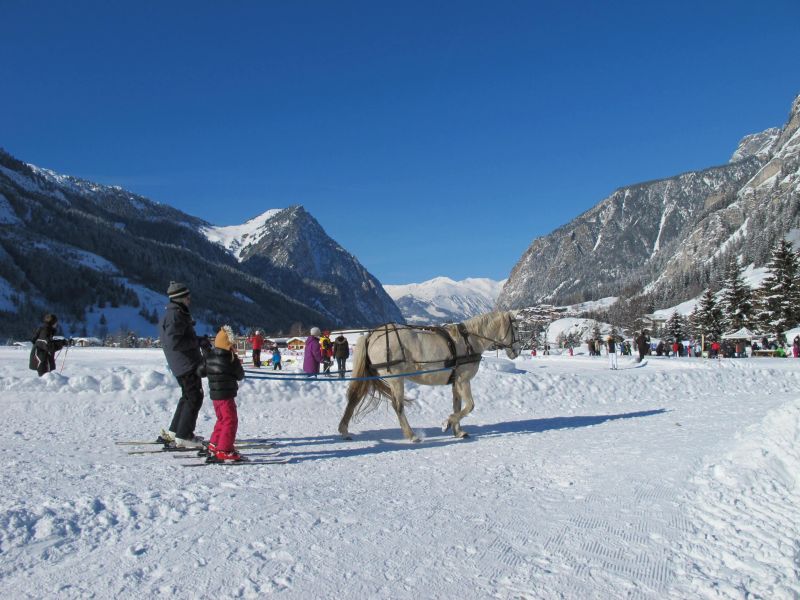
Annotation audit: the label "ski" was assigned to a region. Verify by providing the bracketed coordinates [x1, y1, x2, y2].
[126, 442, 276, 455]
[172, 449, 282, 459]
[126, 446, 196, 455]
[115, 438, 273, 446]
[182, 457, 290, 467]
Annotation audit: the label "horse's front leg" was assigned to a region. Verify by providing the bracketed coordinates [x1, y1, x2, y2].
[389, 378, 419, 442]
[442, 386, 462, 433]
[446, 379, 475, 438]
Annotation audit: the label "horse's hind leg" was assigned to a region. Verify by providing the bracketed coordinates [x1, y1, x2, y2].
[445, 380, 475, 438]
[389, 379, 419, 442]
[338, 396, 359, 440]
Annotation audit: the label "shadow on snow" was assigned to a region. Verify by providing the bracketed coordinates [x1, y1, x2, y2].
[248, 408, 668, 464]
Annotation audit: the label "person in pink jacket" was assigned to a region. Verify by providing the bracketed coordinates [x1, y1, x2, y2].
[303, 327, 323, 375]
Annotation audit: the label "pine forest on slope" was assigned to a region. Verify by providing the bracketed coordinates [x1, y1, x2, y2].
[0, 151, 402, 339]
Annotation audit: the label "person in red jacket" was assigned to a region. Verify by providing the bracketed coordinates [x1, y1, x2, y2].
[248, 329, 264, 367]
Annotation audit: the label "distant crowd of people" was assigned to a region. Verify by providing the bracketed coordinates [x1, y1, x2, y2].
[523, 329, 799, 369]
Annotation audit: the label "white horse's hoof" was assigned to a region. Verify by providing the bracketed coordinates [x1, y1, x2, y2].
[456, 431, 469, 439]
[441, 419, 451, 432]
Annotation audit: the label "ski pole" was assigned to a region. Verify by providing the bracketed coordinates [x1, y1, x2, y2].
[60, 344, 70, 373]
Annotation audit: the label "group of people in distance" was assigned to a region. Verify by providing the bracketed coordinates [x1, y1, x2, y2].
[157, 281, 349, 463]
[246, 329, 282, 370]
[302, 328, 349, 379]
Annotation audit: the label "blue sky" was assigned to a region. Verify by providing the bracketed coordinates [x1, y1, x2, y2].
[2, 1, 798, 284]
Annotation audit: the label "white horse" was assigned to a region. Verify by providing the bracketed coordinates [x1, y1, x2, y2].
[339, 311, 520, 442]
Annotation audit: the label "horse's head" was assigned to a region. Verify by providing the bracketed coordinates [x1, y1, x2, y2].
[505, 310, 522, 359]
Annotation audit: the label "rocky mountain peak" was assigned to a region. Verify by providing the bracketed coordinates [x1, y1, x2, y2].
[497, 93, 800, 313]
[730, 128, 780, 163]
[205, 204, 404, 327]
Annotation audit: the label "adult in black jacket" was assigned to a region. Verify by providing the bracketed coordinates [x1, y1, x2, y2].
[29, 313, 65, 376]
[200, 325, 245, 462]
[635, 331, 650, 363]
[158, 282, 205, 448]
[333, 335, 349, 379]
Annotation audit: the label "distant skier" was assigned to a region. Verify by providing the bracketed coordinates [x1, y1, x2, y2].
[29, 313, 66, 376]
[607, 335, 618, 370]
[157, 281, 205, 448]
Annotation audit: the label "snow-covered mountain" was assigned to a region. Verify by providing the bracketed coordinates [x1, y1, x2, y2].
[497, 93, 800, 311]
[384, 276, 505, 324]
[0, 150, 401, 338]
[202, 206, 404, 327]
[201, 209, 283, 259]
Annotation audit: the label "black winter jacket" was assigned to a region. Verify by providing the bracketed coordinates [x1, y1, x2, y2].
[28, 324, 64, 370]
[201, 348, 245, 400]
[159, 301, 202, 377]
[333, 336, 349, 359]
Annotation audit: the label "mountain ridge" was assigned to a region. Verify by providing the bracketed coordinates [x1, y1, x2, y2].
[0, 150, 402, 337]
[497, 93, 800, 311]
[384, 276, 504, 324]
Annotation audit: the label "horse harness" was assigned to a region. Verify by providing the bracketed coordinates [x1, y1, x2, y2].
[368, 322, 484, 384]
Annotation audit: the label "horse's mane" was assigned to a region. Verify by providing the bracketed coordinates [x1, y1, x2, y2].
[462, 310, 506, 333]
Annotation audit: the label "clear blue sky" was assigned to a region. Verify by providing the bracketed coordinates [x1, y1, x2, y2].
[2, 1, 798, 284]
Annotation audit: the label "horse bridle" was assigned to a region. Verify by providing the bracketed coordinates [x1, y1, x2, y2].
[461, 313, 521, 356]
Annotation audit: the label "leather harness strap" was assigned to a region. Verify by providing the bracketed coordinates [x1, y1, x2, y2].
[365, 322, 484, 381]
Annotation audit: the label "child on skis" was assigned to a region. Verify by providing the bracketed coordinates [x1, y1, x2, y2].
[202, 325, 245, 462]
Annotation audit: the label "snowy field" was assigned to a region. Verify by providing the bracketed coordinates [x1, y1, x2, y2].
[1, 347, 798, 599]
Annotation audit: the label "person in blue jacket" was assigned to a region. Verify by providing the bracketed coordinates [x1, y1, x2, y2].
[271, 346, 282, 370]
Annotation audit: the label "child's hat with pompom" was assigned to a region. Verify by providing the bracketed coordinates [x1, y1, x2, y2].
[215, 325, 236, 351]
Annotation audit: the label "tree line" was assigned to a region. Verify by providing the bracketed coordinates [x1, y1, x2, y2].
[584, 238, 800, 344]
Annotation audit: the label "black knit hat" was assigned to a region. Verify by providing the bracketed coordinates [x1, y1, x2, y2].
[167, 281, 190, 300]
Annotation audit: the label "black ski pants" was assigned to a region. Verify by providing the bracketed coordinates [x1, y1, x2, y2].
[169, 371, 204, 439]
[252, 348, 261, 368]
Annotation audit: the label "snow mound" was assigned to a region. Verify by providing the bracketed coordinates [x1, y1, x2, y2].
[481, 358, 526, 374]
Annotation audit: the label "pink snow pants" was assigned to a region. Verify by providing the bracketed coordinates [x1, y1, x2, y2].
[210, 398, 238, 452]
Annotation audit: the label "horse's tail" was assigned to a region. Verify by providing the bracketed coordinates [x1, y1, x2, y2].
[346, 338, 392, 418]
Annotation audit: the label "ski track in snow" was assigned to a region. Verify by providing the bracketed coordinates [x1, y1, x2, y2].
[0, 347, 798, 599]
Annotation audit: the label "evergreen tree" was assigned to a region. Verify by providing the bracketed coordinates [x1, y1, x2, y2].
[686, 306, 699, 340]
[665, 310, 684, 342]
[694, 289, 724, 340]
[719, 256, 753, 331]
[755, 239, 799, 337]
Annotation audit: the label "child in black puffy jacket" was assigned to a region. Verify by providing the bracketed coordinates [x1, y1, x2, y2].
[201, 326, 245, 462]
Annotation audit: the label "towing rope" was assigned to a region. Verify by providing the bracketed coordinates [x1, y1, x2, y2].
[243, 365, 456, 383]
[243, 367, 353, 376]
